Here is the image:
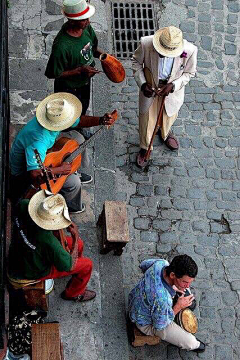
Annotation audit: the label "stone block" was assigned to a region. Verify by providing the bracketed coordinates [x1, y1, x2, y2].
[215, 139, 227, 148]
[198, 13, 211, 22]
[197, 234, 219, 247]
[198, 23, 212, 35]
[206, 190, 220, 200]
[140, 231, 159, 242]
[214, 181, 232, 190]
[221, 170, 236, 180]
[192, 221, 209, 232]
[195, 94, 212, 102]
[137, 184, 154, 197]
[160, 232, 178, 244]
[206, 211, 222, 221]
[211, 0, 223, 10]
[216, 127, 232, 138]
[215, 23, 224, 32]
[152, 220, 171, 231]
[180, 21, 195, 33]
[129, 197, 145, 207]
[226, 26, 237, 34]
[228, 2, 240, 13]
[215, 345, 233, 360]
[187, 188, 205, 199]
[134, 218, 150, 230]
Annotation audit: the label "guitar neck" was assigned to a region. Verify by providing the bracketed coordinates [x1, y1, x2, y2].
[65, 125, 106, 163]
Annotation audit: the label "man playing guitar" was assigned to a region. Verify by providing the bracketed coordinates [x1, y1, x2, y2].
[9, 92, 117, 213]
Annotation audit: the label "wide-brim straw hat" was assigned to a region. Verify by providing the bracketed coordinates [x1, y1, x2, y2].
[36, 92, 82, 131]
[153, 26, 184, 58]
[28, 190, 72, 230]
[62, 0, 95, 20]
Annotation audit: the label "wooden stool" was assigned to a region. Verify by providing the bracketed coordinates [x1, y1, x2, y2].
[32, 323, 64, 360]
[126, 316, 160, 347]
[98, 201, 129, 256]
[23, 281, 48, 312]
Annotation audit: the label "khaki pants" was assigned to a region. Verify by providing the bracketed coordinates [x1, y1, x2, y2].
[136, 322, 200, 350]
[139, 96, 178, 150]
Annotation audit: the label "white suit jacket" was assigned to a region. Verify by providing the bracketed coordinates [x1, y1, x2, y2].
[132, 36, 198, 116]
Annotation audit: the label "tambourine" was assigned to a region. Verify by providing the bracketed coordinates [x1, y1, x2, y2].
[175, 308, 198, 334]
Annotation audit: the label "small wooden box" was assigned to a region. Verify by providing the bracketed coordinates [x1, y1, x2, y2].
[98, 201, 129, 255]
[32, 323, 64, 360]
[126, 315, 160, 347]
[23, 281, 48, 312]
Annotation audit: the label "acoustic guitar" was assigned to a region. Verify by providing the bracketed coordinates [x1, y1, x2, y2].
[41, 109, 118, 194]
[34, 149, 71, 253]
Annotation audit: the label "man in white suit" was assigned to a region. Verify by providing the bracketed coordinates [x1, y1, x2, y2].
[132, 26, 198, 167]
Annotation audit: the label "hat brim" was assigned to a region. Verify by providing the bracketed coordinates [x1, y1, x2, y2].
[28, 190, 72, 230]
[36, 92, 82, 131]
[153, 29, 184, 58]
[63, 4, 95, 20]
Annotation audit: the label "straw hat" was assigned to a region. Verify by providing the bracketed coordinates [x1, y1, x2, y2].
[36, 93, 82, 131]
[62, 0, 95, 20]
[28, 190, 72, 230]
[153, 26, 184, 58]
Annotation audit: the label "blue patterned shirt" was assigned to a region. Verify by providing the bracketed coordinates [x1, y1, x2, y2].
[128, 259, 176, 330]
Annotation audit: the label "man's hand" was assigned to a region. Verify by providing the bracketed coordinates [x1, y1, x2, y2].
[51, 162, 71, 176]
[99, 110, 118, 127]
[67, 222, 79, 239]
[141, 83, 154, 98]
[74, 65, 100, 78]
[157, 83, 174, 97]
[175, 294, 194, 311]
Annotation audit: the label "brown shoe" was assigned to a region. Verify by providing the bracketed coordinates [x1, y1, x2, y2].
[136, 149, 148, 168]
[164, 132, 179, 150]
[61, 289, 96, 302]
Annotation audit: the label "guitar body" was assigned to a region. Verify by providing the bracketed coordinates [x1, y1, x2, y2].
[41, 137, 82, 194]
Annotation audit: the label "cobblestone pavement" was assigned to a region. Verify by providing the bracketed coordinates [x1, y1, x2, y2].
[7, 0, 240, 359]
[112, 0, 240, 359]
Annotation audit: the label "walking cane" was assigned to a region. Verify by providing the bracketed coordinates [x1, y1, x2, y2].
[143, 95, 166, 162]
[141, 67, 166, 164]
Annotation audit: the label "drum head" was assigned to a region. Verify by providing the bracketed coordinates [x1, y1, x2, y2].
[181, 309, 198, 334]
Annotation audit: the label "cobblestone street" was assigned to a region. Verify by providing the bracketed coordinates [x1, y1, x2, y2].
[112, 0, 240, 358]
[7, 0, 240, 359]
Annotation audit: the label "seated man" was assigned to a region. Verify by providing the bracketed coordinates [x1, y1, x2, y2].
[9, 92, 115, 213]
[128, 255, 205, 352]
[8, 190, 95, 302]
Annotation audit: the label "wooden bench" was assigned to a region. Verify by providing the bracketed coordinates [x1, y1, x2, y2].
[98, 201, 129, 256]
[32, 323, 64, 360]
[23, 281, 48, 312]
[126, 315, 160, 347]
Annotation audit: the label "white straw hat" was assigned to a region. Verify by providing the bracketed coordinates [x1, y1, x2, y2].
[36, 92, 82, 131]
[28, 190, 72, 230]
[62, 0, 95, 20]
[153, 26, 184, 58]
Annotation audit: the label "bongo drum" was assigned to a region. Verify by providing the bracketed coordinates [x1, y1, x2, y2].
[175, 308, 198, 334]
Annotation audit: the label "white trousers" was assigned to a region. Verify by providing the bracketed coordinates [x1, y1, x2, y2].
[136, 321, 200, 350]
[139, 96, 178, 150]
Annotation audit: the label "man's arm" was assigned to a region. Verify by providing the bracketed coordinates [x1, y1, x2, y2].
[132, 41, 147, 89]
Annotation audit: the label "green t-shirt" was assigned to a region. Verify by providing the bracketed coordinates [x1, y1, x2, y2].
[8, 200, 72, 280]
[45, 23, 98, 89]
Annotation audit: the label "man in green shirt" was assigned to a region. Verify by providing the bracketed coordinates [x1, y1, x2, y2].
[45, 0, 104, 184]
[8, 190, 96, 302]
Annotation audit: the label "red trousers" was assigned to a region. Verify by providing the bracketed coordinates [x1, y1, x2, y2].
[40, 236, 92, 298]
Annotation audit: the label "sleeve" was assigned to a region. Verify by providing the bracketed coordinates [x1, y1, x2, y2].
[132, 39, 147, 88]
[172, 46, 198, 92]
[89, 25, 98, 51]
[25, 141, 48, 171]
[70, 117, 80, 128]
[45, 42, 69, 79]
[44, 234, 72, 272]
[139, 259, 159, 273]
